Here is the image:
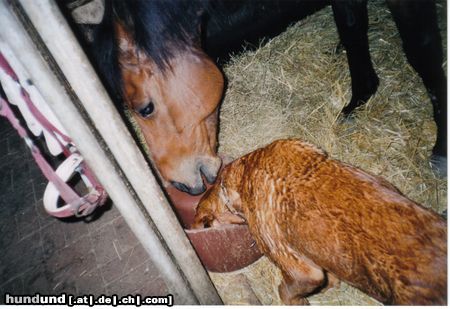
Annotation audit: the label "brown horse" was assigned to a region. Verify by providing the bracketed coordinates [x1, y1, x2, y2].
[114, 22, 223, 194]
[92, 0, 446, 195]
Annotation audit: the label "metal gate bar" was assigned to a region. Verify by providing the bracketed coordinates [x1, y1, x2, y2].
[0, 0, 221, 304]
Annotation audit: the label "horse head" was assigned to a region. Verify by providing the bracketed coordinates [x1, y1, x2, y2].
[114, 17, 224, 195]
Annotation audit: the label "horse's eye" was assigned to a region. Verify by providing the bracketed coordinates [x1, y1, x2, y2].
[138, 102, 154, 118]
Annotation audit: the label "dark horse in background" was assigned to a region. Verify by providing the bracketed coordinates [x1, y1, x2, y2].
[91, 0, 447, 195]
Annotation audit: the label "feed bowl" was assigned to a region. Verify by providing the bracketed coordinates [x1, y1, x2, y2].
[185, 224, 262, 273]
[165, 156, 262, 272]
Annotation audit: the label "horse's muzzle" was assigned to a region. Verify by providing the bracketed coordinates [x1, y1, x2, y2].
[171, 180, 206, 196]
[170, 156, 222, 195]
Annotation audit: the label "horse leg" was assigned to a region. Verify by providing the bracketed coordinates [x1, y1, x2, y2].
[386, 0, 447, 166]
[331, 0, 379, 115]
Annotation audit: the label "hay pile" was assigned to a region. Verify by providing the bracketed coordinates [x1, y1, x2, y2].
[212, 0, 446, 305]
[219, 1, 446, 214]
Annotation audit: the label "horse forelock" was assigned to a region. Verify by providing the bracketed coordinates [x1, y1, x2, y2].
[91, 0, 209, 104]
[116, 0, 205, 67]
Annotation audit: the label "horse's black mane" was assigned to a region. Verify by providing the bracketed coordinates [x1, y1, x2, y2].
[91, 0, 205, 99]
[90, 0, 327, 102]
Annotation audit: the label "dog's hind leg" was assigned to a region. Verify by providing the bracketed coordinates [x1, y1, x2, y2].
[276, 256, 326, 305]
[321, 271, 341, 292]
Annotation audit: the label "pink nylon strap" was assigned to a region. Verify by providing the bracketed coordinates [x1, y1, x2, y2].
[0, 50, 107, 217]
[20, 88, 72, 146]
[0, 97, 104, 217]
[0, 52, 18, 81]
[1, 51, 101, 192]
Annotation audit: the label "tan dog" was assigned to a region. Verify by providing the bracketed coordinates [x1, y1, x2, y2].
[193, 139, 447, 305]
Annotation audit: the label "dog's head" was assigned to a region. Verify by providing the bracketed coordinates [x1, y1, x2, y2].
[192, 168, 245, 229]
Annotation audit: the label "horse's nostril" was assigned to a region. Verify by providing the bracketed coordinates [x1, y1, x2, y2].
[171, 181, 206, 196]
[171, 181, 190, 193]
[200, 165, 218, 184]
[199, 158, 222, 184]
[189, 184, 207, 195]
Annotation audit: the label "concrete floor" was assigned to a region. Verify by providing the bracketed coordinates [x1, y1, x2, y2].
[0, 117, 169, 302]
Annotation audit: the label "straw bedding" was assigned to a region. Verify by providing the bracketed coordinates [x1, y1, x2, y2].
[125, 0, 446, 305]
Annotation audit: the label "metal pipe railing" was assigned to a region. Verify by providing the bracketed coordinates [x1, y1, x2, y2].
[0, 0, 221, 304]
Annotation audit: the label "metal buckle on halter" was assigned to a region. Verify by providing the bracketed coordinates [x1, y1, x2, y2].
[73, 193, 98, 218]
[72, 196, 88, 218]
[72, 164, 99, 217]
